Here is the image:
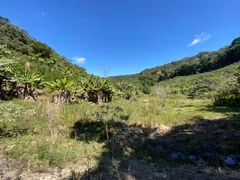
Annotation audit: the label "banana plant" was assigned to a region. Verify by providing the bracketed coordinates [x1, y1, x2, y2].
[115, 81, 140, 100]
[0, 58, 15, 98]
[46, 77, 76, 104]
[85, 75, 115, 104]
[11, 70, 42, 100]
[29, 53, 44, 62]
[100, 78, 115, 102]
[0, 45, 11, 58]
[47, 77, 74, 93]
[71, 79, 87, 100]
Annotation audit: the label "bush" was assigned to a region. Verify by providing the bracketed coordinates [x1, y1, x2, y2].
[29, 41, 53, 58]
[213, 75, 240, 107]
[214, 88, 240, 107]
[142, 85, 151, 94]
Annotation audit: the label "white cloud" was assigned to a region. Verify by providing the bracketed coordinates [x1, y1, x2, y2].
[188, 32, 211, 47]
[71, 57, 86, 64]
[189, 39, 201, 46]
[41, 12, 45, 16]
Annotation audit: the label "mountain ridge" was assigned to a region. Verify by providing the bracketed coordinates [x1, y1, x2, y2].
[109, 37, 240, 93]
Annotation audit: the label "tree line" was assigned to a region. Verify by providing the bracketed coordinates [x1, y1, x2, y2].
[109, 37, 240, 94]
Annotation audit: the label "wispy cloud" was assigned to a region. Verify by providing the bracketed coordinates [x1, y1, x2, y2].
[188, 32, 211, 47]
[71, 57, 86, 64]
[41, 12, 45, 16]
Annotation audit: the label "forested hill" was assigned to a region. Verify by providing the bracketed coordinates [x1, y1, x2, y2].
[1, 15, 239, 91]
[109, 36, 240, 93]
[0, 16, 88, 82]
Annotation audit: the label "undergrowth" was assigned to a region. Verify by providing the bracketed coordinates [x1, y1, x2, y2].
[0, 95, 239, 172]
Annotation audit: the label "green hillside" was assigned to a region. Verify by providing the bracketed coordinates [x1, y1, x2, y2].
[109, 37, 240, 93]
[0, 16, 88, 82]
[0, 16, 115, 104]
[157, 62, 240, 98]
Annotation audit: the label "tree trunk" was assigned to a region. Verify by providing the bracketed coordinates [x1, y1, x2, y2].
[97, 91, 103, 104]
[23, 84, 28, 100]
[106, 92, 112, 103]
[7, 81, 17, 98]
[29, 84, 37, 101]
[105, 123, 109, 142]
[0, 79, 3, 98]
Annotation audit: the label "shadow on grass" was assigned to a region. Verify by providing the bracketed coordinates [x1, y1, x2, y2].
[0, 128, 29, 138]
[68, 114, 240, 179]
[201, 105, 240, 117]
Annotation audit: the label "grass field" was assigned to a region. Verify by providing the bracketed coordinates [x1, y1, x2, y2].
[0, 95, 239, 179]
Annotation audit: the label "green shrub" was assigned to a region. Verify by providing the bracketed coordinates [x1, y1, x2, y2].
[142, 84, 151, 94]
[0, 102, 23, 123]
[213, 74, 240, 107]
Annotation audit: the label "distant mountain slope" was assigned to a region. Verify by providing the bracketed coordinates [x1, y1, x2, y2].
[0, 16, 88, 82]
[156, 62, 239, 98]
[109, 37, 240, 92]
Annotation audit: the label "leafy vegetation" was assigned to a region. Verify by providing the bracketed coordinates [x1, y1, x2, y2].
[109, 37, 240, 95]
[0, 16, 116, 104]
[213, 66, 240, 106]
[156, 63, 240, 107]
[0, 16, 240, 179]
[0, 16, 88, 82]
[157, 63, 239, 98]
[1, 96, 239, 179]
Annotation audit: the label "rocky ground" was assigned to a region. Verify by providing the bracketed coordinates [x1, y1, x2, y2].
[0, 156, 89, 180]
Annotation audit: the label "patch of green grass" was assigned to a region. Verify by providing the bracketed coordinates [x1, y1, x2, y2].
[0, 100, 105, 168]
[108, 96, 239, 126]
[5, 135, 104, 168]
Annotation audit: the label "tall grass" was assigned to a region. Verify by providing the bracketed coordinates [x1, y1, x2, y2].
[1, 94, 239, 169]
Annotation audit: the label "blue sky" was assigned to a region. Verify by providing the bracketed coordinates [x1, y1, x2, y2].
[0, 0, 240, 76]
